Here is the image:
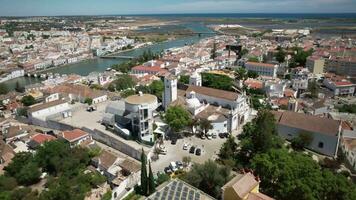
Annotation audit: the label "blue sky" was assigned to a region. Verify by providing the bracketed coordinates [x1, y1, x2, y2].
[0, 0, 356, 16]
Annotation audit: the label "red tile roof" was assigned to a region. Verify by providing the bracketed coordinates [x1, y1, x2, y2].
[60, 129, 89, 142]
[31, 133, 56, 144]
[246, 62, 276, 68]
[132, 65, 167, 73]
[335, 81, 354, 86]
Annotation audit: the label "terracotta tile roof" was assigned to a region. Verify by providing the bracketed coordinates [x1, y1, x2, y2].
[246, 62, 277, 68]
[273, 111, 340, 136]
[186, 85, 239, 101]
[28, 99, 67, 113]
[284, 89, 295, 98]
[132, 65, 167, 73]
[60, 129, 89, 143]
[30, 133, 56, 144]
[335, 81, 354, 86]
[49, 84, 107, 99]
[97, 150, 117, 170]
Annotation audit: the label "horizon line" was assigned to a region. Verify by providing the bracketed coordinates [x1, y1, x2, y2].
[1, 12, 356, 18]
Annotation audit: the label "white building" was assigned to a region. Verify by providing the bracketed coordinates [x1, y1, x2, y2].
[28, 99, 71, 121]
[124, 92, 158, 143]
[341, 130, 356, 170]
[292, 78, 309, 91]
[189, 71, 202, 86]
[323, 78, 355, 96]
[0, 68, 25, 83]
[185, 85, 250, 132]
[245, 62, 278, 78]
[163, 75, 177, 110]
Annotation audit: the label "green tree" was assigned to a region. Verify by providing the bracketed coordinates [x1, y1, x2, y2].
[240, 48, 249, 56]
[149, 80, 164, 99]
[307, 79, 319, 99]
[179, 75, 190, 84]
[4, 152, 33, 177]
[234, 67, 248, 81]
[148, 161, 155, 194]
[199, 118, 213, 135]
[202, 73, 234, 91]
[102, 190, 112, 200]
[16, 162, 41, 186]
[237, 110, 282, 164]
[247, 70, 259, 79]
[291, 131, 314, 151]
[111, 74, 136, 91]
[140, 149, 148, 196]
[275, 46, 286, 63]
[21, 95, 36, 106]
[84, 97, 93, 105]
[182, 160, 231, 199]
[219, 136, 238, 166]
[251, 148, 356, 200]
[164, 106, 192, 134]
[248, 56, 259, 62]
[0, 83, 9, 95]
[121, 89, 136, 98]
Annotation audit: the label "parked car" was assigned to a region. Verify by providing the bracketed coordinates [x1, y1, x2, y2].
[195, 148, 201, 156]
[183, 143, 188, 150]
[219, 132, 229, 138]
[206, 134, 212, 140]
[171, 139, 177, 145]
[201, 134, 206, 139]
[164, 167, 173, 174]
[86, 106, 96, 112]
[212, 133, 217, 139]
[176, 161, 183, 169]
[169, 161, 178, 172]
[189, 146, 196, 154]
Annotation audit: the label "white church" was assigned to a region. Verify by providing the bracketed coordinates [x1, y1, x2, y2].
[163, 72, 251, 135]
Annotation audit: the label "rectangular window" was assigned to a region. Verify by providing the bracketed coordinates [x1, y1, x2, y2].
[318, 142, 324, 148]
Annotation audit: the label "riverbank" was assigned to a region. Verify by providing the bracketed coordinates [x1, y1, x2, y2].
[2, 22, 215, 90]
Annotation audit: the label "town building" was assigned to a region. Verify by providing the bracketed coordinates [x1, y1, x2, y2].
[323, 74, 355, 96]
[27, 133, 56, 149]
[163, 75, 178, 110]
[273, 111, 341, 157]
[59, 129, 93, 147]
[123, 92, 158, 143]
[222, 172, 274, 200]
[340, 130, 356, 170]
[49, 84, 108, 104]
[306, 57, 325, 74]
[27, 99, 71, 121]
[245, 62, 278, 78]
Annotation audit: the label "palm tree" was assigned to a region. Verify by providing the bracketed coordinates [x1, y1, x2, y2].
[188, 118, 199, 134]
[234, 67, 248, 81]
[199, 119, 213, 136]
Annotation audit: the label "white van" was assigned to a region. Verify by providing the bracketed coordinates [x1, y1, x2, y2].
[169, 161, 178, 172]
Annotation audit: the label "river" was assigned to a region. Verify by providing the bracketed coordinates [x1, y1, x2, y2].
[4, 22, 214, 90]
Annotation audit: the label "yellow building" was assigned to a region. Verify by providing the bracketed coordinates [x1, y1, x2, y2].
[221, 172, 274, 200]
[27, 90, 43, 100]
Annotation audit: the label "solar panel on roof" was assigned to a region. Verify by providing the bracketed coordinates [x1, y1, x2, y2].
[183, 187, 188, 192]
[195, 193, 200, 200]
